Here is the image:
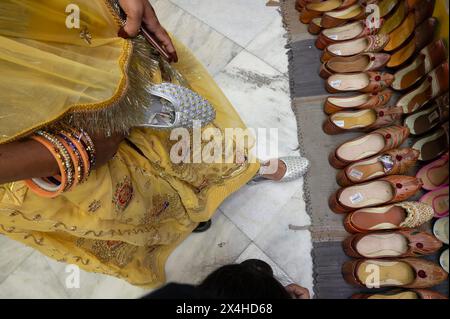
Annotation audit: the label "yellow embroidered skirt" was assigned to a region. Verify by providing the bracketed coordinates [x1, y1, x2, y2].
[0, 15, 259, 288]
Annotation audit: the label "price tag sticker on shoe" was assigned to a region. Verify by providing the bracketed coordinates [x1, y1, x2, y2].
[428, 110, 439, 123]
[349, 169, 364, 180]
[333, 120, 345, 128]
[330, 80, 342, 88]
[350, 192, 364, 204]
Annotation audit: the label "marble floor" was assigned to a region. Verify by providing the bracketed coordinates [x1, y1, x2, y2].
[0, 0, 313, 298]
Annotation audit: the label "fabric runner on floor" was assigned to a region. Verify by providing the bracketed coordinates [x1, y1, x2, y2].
[280, 0, 449, 299]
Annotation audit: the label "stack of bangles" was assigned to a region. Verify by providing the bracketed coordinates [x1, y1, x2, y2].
[25, 126, 96, 198]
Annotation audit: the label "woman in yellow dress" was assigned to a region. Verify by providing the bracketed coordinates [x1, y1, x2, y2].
[0, 0, 308, 287]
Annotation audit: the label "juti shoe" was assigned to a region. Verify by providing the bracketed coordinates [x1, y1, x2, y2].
[322, 34, 390, 62]
[343, 258, 448, 288]
[315, 20, 381, 50]
[320, 53, 390, 78]
[323, 105, 403, 135]
[329, 175, 423, 214]
[384, 0, 435, 52]
[387, 17, 437, 69]
[404, 92, 449, 136]
[392, 39, 447, 91]
[396, 62, 449, 114]
[352, 289, 448, 299]
[321, 4, 365, 29]
[326, 71, 394, 93]
[343, 201, 434, 233]
[329, 125, 410, 169]
[342, 229, 442, 258]
[324, 89, 393, 114]
[300, 0, 358, 24]
[336, 148, 420, 187]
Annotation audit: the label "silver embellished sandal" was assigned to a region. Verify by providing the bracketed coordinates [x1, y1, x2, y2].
[249, 156, 310, 184]
[138, 83, 216, 129]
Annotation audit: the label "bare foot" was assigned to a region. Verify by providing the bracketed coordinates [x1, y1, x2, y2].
[260, 159, 287, 181]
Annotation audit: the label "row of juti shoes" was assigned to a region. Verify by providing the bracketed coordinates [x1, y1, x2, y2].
[297, 0, 449, 299]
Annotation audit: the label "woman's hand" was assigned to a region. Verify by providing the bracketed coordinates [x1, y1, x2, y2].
[118, 0, 178, 62]
[90, 132, 127, 169]
[285, 284, 311, 299]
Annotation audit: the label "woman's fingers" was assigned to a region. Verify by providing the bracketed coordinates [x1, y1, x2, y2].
[143, 4, 178, 63]
[119, 0, 145, 37]
[153, 27, 179, 63]
[285, 284, 311, 299]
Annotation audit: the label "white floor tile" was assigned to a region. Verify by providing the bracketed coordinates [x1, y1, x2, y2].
[0, 235, 34, 284]
[44, 256, 150, 299]
[0, 252, 69, 299]
[246, 17, 289, 74]
[153, 0, 244, 75]
[235, 243, 293, 287]
[214, 50, 298, 158]
[165, 213, 251, 285]
[254, 226, 313, 295]
[170, 0, 279, 47]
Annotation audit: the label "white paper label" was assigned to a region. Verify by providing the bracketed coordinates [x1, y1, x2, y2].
[330, 80, 342, 88]
[428, 110, 439, 123]
[350, 192, 364, 204]
[349, 169, 364, 180]
[334, 120, 345, 128]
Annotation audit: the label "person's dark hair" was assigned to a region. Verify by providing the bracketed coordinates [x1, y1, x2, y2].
[197, 259, 291, 299]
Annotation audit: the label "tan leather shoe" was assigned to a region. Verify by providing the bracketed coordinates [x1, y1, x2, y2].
[343, 229, 442, 258]
[324, 89, 392, 114]
[343, 258, 448, 289]
[329, 175, 423, 214]
[343, 201, 435, 233]
[320, 53, 391, 79]
[323, 105, 403, 135]
[336, 148, 420, 187]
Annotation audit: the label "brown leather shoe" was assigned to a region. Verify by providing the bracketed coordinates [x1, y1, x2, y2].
[326, 71, 394, 93]
[343, 258, 448, 288]
[320, 53, 391, 79]
[323, 105, 403, 135]
[336, 148, 420, 187]
[329, 175, 423, 214]
[384, 0, 435, 52]
[351, 289, 448, 299]
[315, 20, 380, 50]
[397, 62, 450, 114]
[321, 4, 365, 29]
[308, 17, 323, 34]
[404, 92, 449, 136]
[322, 34, 389, 63]
[343, 201, 435, 233]
[329, 125, 409, 169]
[324, 89, 392, 114]
[342, 229, 442, 258]
[387, 17, 437, 69]
[392, 39, 447, 91]
[300, 0, 358, 24]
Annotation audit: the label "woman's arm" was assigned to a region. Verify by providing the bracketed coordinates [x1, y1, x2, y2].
[0, 139, 59, 184]
[0, 132, 126, 185]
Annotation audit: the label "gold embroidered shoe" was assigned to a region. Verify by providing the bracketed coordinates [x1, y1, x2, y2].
[139, 83, 216, 129]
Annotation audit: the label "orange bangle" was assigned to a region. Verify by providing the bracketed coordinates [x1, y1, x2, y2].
[25, 135, 69, 198]
[59, 130, 91, 183]
[56, 136, 80, 189]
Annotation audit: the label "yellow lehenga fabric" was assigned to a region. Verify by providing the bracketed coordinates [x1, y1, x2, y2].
[0, 0, 259, 287]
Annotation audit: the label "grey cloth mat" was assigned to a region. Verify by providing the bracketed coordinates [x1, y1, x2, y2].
[280, 0, 449, 299]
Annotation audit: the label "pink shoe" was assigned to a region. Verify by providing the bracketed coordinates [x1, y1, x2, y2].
[416, 152, 449, 191]
[420, 185, 449, 218]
